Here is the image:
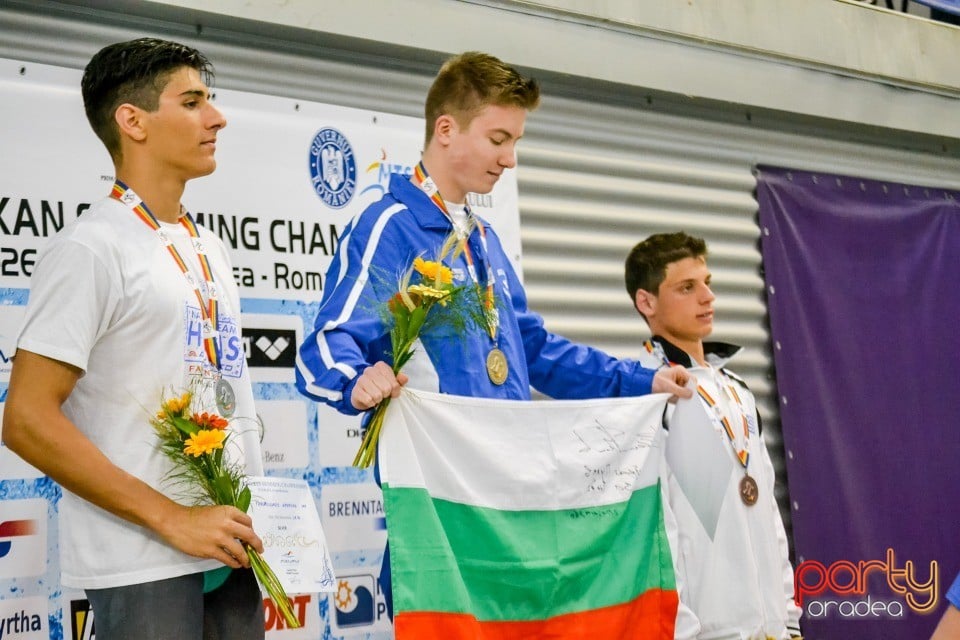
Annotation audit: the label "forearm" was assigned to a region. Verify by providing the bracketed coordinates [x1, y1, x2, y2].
[4, 364, 259, 565]
[295, 355, 364, 415]
[931, 605, 960, 640]
[4, 399, 181, 537]
[524, 327, 654, 398]
[3, 350, 182, 539]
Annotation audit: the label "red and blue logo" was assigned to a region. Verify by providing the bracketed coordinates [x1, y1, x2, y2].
[0, 519, 37, 558]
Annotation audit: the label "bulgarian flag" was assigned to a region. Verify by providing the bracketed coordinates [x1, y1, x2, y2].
[379, 389, 678, 639]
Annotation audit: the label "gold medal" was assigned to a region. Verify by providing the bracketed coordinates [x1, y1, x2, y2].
[486, 347, 508, 385]
[739, 474, 759, 506]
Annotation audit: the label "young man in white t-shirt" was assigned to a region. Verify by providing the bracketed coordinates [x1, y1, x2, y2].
[627, 232, 803, 640]
[2, 38, 265, 639]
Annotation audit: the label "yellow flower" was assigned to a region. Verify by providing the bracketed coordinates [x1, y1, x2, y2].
[160, 392, 192, 418]
[407, 283, 452, 305]
[183, 429, 227, 457]
[413, 257, 452, 285]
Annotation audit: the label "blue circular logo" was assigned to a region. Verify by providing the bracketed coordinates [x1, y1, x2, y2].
[308, 127, 357, 209]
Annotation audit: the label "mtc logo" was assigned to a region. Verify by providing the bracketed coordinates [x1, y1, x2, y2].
[0, 520, 36, 558]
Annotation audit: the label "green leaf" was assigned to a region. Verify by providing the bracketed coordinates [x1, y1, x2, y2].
[394, 306, 409, 338]
[213, 474, 237, 507]
[394, 347, 415, 371]
[407, 306, 426, 339]
[171, 416, 199, 436]
[237, 486, 251, 512]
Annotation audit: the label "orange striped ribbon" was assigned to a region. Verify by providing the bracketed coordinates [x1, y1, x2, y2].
[111, 181, 222, 369]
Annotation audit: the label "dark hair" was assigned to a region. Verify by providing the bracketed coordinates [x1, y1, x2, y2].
[424, 51, 540, 144]
[81, 37, 213, 161]
[624, 232, 708, 302]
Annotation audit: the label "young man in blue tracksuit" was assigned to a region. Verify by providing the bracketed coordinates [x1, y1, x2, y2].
[296, 50, 692, 617]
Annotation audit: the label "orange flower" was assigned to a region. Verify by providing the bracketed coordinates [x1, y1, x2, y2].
[192, 412, 229, 430]
[183, 429, 227, 457]
[413, 257, 453, 285]
[387, 292, 405, 314]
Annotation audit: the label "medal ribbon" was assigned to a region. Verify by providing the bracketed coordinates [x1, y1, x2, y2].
[644, 339, 750, 469]
[411, 162, 498, 340]
[111, 181, 222, 370]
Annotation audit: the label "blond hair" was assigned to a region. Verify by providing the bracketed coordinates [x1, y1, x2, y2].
[424, 51, 540, 144]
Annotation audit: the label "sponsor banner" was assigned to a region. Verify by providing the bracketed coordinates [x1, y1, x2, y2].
[328, 572, 394, 637]
[319, 483, 386, 554]
[64, 592, 324, 639]
[0, 499, 46, 578]
[0, 303, 25, 383]
[0, 596, 47, 639]
[242, 312, 303, 384]
[64, 596, 94, 640]
[0, 59, 105, 293]
[258, 400, 310, 471]
[264, 592, 321, 638]
[0, 59, 522, 304]
[316, 404, 365, 469]
[0, 406, 43, 481]
[186, 89, 521, 302]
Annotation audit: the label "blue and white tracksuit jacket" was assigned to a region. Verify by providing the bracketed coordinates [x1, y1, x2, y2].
[295, 173, 656, 412]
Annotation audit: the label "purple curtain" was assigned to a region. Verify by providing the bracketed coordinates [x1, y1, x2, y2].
[756, 166, 960, 639]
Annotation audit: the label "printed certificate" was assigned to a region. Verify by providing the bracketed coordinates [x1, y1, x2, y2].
[248, 476, 337, 593]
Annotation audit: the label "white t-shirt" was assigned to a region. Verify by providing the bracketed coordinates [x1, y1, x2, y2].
[16, 196, 263, 589]
[442, 200, 472, 238]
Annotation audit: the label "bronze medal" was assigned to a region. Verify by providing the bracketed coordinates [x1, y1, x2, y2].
[739, 473, 759, 506]
[486, 347, 508, 385]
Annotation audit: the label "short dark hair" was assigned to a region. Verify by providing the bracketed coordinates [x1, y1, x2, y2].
[424, 51, 540, 145]
[625, 232, 708, 301]
[81, 37, 213, 161]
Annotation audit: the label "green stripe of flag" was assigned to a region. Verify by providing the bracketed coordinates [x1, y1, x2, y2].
[384, 482, 675, 622]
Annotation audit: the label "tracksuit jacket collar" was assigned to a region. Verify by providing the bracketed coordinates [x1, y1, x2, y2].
[648, 335, 743, 370]
[390, 173, 493, 232]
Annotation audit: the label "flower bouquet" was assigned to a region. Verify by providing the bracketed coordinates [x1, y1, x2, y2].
[152, 390, 301, 628]
[352, 234, 481, 468]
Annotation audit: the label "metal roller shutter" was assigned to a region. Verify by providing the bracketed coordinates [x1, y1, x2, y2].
[516, 92, 960, 541]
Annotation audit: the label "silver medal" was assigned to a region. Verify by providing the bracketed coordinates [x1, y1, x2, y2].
[215, 379, 236, 417]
